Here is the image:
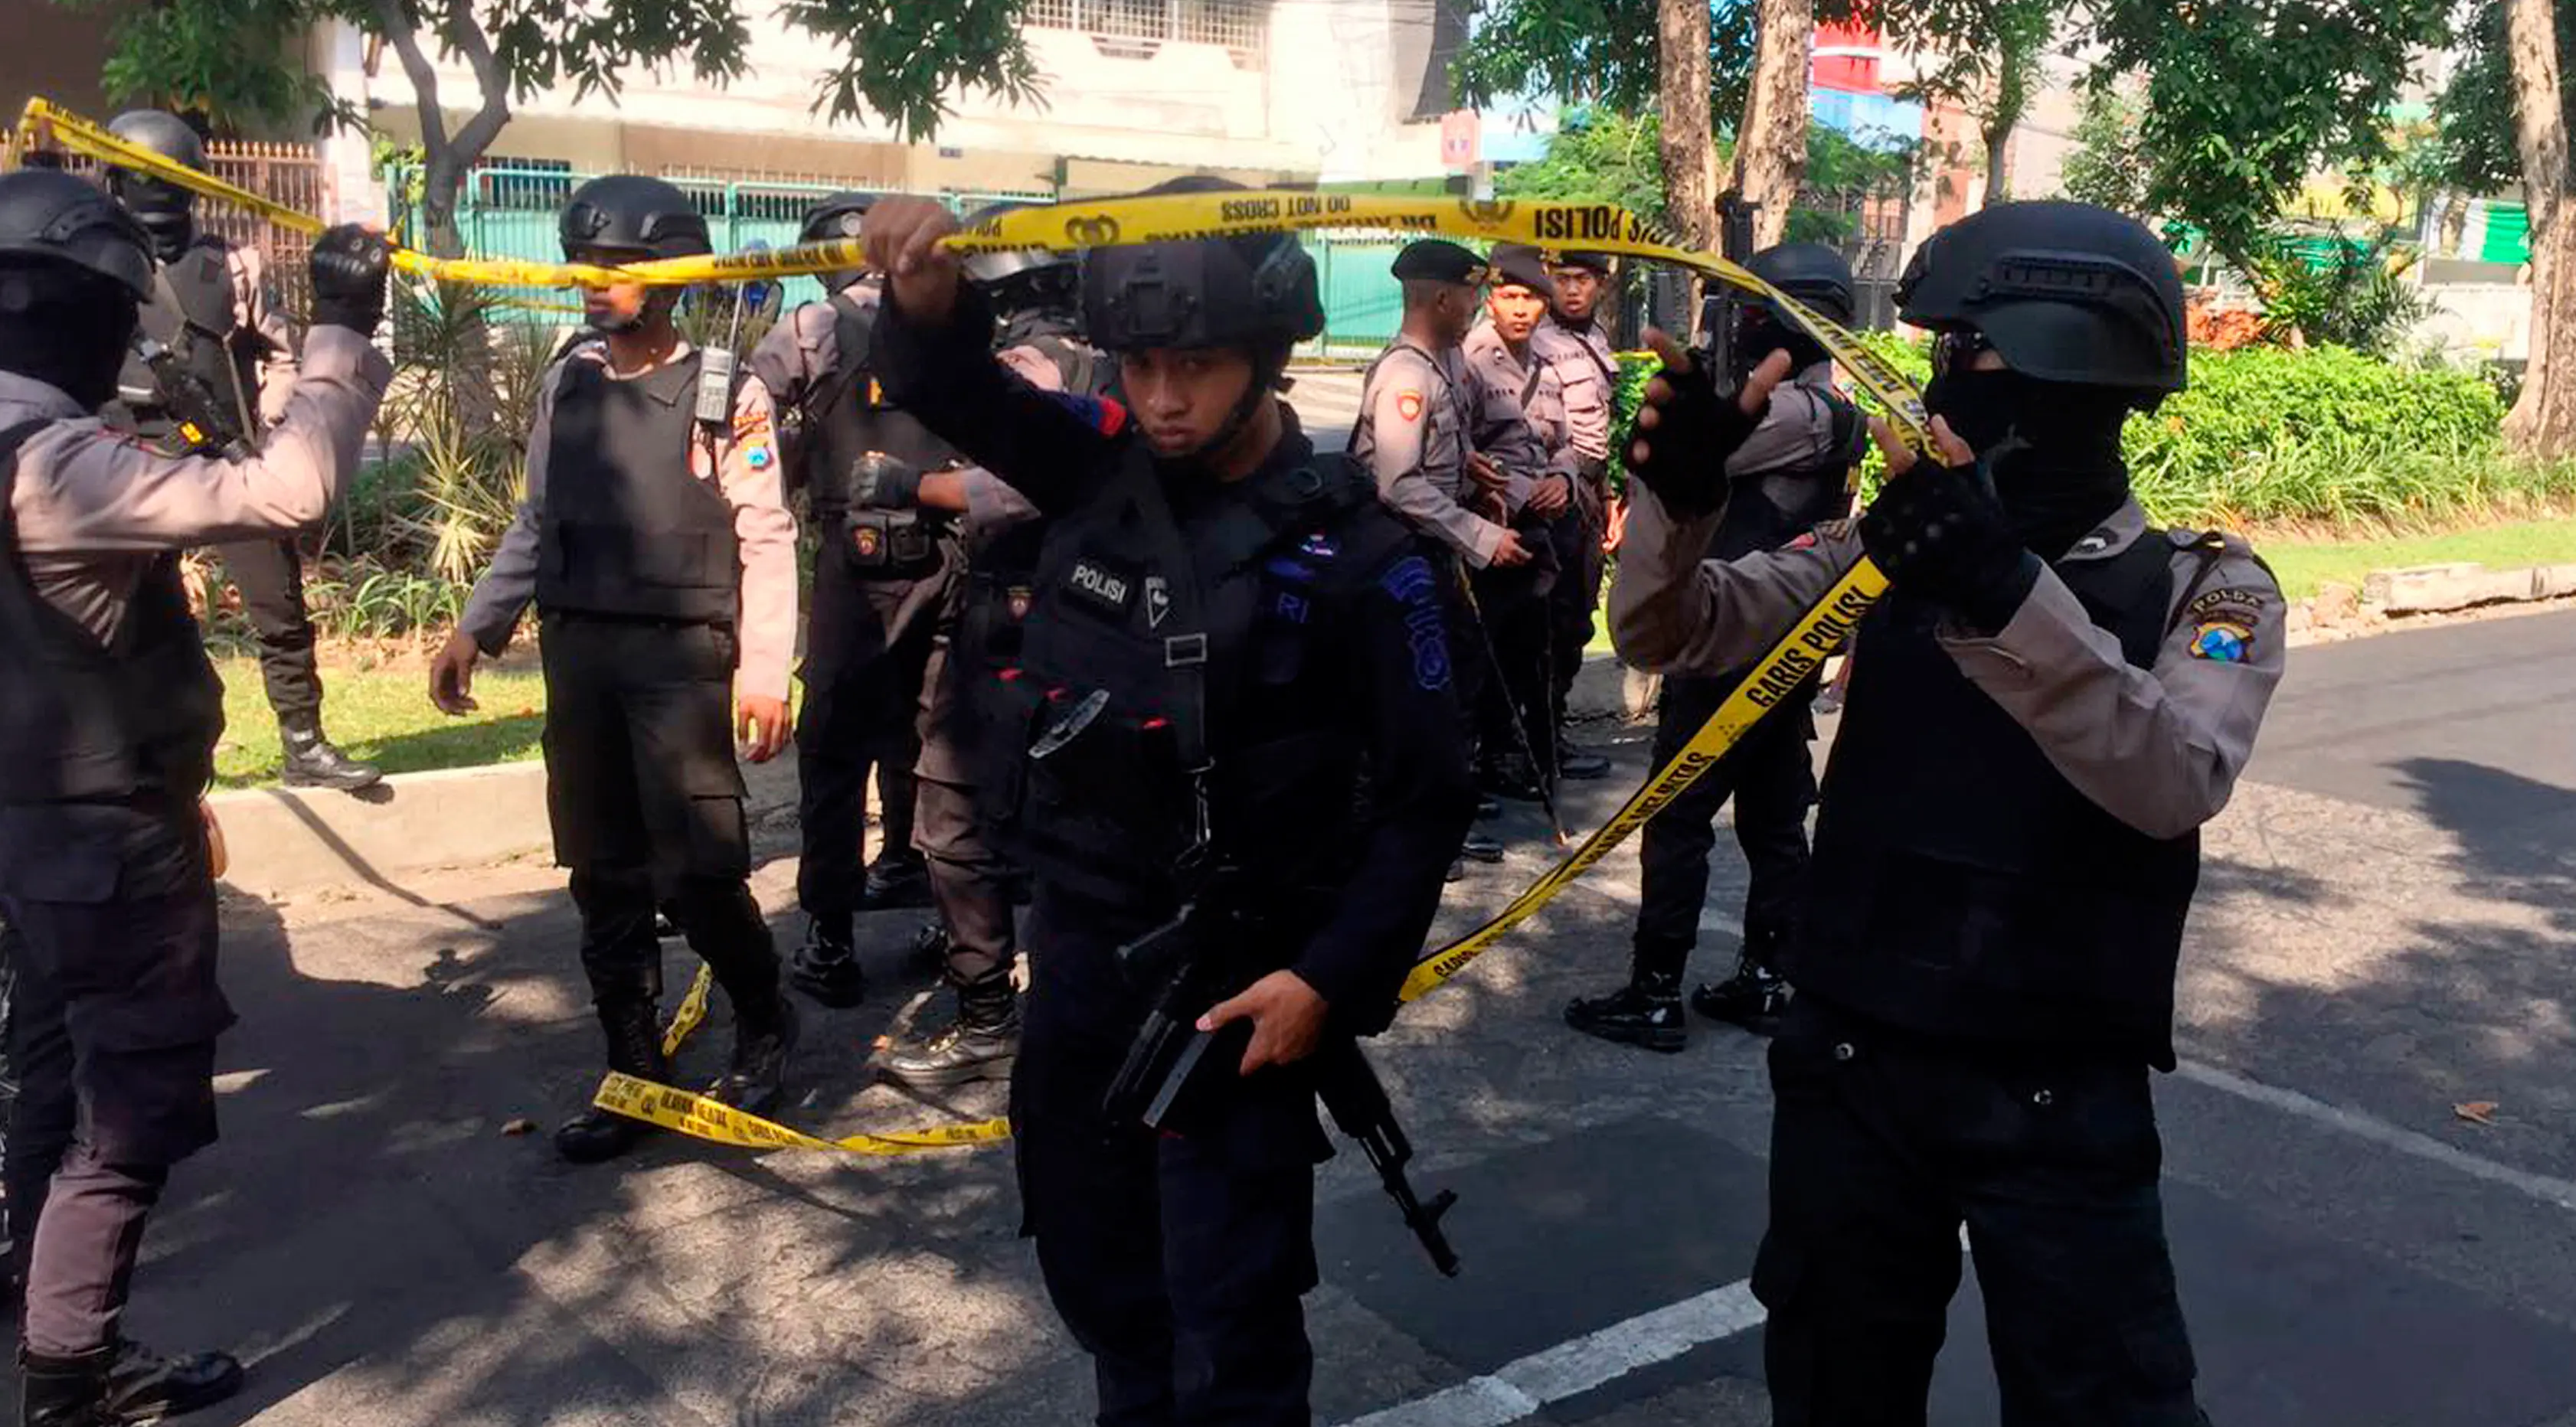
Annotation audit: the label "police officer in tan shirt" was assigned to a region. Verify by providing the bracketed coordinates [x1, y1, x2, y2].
[430, 177, 801, 1165]
[0, 168, 391, 1425]
[1615, 201, 2279, 1427]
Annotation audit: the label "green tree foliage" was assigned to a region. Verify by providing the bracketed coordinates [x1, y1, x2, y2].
[51, 0, 1041, 253]
[2427, 0, 2574, 197]
[1457, 0, 1836, 145]
[1887, 0, 2055, 204]
[2058, 84, 2150, 215]
[2085, 0, 2450, 275]
[1496, 108, 1672, 228]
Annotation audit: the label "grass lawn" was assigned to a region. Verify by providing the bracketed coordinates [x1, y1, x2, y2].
[214, 651, 548, 789]
[2257, 517, 2576, 599]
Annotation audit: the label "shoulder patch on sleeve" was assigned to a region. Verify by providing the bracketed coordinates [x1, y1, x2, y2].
[1043, 390, 1128, 436]
[1394, 390, 1425, 423]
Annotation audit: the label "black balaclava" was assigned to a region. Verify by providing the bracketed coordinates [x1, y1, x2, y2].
[0, 266, 139, 410]
[1734, 309, 1829, 380]
[109, 175, 196, 265]
[1922, 366, 2136, 560]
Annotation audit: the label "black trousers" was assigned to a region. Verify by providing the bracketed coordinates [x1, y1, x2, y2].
[0, 801, 232, 1357]
[1013, 893, 1322, 1427]
[1546, 482, 1607, 716]
[1466, 556, 1556, 773]
[215, 537, 322, 725]
[912, 625, 1012, 988]
[1757, 999, 2204, 1427]
[796, 532, 943, 928]
[539, 613, 776, 1013]
[1632, 667, 1816, 971]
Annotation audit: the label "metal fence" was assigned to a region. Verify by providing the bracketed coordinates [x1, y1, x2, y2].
[2, 133, 325, 316]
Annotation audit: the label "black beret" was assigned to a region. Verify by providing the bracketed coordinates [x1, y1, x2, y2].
[1550, 250, 1613, 274]
[1487, 243, 1558, 299]
[1391, 239, 1489, 285]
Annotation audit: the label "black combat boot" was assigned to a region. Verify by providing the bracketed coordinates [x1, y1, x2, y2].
[1555, 727, 1613, 780]
[1478, 749, 1547, 803]
[1564, 956, 1688, 1053]
[277, 717, 381, 792]
[860, 852, 933, 910]
[554, 997, 665, 1164]
[1458, 829, 1506, 864]
[788, 916, 866, 1008]
[880, 977, 1019, 1088]
[1691, 954, 1792, 1035]
[705, 991, 799, 1116]
[20, 1344, 115, 1426]
[105, 1339, 244, 1422]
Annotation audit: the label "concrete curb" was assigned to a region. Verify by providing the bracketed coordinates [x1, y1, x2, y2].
[211, 752, 803, 900]
[2290, 560, 2576, 642]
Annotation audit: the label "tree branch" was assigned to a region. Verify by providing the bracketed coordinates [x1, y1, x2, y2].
[440, 0, 513, 169]
[370, 0, 449, 164]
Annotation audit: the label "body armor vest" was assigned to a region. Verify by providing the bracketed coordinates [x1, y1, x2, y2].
[1708, 386, 1862, 562]
[534, 352, 740, 625]
[115, 238, 262, 446]
[803, 294, 959, 519]
[987, 448, 1413, 917]
[1790, 534, 2203, 1066]
[0, 423, 224, 804]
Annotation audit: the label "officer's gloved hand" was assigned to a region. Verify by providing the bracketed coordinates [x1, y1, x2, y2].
[1626, 332, 1789, 520]
[309, 224, 394, 335]
[851, 452, 924, 509]
[1858, 416, 2040, 635]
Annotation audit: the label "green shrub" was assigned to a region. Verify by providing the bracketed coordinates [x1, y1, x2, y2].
[1839, 335, 2544, 527]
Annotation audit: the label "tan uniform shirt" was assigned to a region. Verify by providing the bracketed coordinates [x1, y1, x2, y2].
[459, 339, 800, 703]
[2, 325, 389, 642]
[1349, 338, 1545, 567]
[1611, 488, 2285, 840]
[1533, 316, 1618, 474]
[1461, 323, 1580, 481]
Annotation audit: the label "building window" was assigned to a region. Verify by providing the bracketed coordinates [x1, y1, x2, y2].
[1026, 0, 1269, 64]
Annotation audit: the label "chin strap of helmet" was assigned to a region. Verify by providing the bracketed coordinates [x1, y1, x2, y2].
[1159, 341, 1289, 468]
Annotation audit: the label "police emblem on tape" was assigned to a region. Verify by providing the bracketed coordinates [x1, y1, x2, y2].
[1066, 557, 1136, 619]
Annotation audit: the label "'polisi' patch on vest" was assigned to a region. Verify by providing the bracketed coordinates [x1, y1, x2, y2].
[1380, 554, 1451, 691]
[1064, 557, 1139, 620]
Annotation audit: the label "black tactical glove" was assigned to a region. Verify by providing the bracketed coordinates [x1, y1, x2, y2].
[852, 452, 924, 509]
[308, 224, 393, 335]
[1858, 456, 2041, 634]
[1626, 354, 1764, 520]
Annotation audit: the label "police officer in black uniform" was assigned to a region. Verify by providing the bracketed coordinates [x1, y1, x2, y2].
[0, 168, 393, 1425]
[863, 183, 1476, 1426]
[1616, 201, 2283, 1426]
[434, 176, 802, 1164]
[751, 191, 946, 1011]
[99, 109, 380, 792]
[871, 227, 1114, 1087]
[1564, 242, 1865, 1050]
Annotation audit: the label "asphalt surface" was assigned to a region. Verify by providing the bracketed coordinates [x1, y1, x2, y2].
[83, 599, 2576, 1426]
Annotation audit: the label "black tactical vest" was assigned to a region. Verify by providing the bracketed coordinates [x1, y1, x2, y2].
[803, 294, 959, 518]
[1791, 534, 2202, 1066]
[986, 446, 1414, 916]
[1707, 385, 1861, 562]
[116, 238, 263, 443]
[0, 423, 225, 805]
[534, 351, 740, 625]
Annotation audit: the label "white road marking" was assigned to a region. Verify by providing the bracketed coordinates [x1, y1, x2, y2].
[1338, 1281, 1767, 1427]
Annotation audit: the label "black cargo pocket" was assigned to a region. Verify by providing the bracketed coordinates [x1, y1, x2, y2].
[632, 533, 720, 589]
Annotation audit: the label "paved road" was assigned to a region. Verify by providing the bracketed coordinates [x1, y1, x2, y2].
[112, 606, 2576, 1425]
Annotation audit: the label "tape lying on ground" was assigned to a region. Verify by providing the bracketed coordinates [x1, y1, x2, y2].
[22, 92, 1931, 1141]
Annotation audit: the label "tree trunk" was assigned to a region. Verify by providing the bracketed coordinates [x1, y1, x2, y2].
[1733, 0, 1813, 250]
[2504, 0, 2576, 456]
[1983, 126, 2010, 207]
[1656, 0, 1719, 253]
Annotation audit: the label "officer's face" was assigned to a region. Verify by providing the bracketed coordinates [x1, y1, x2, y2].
[1435, 283, 1483, 345]
[1120, 346, 1259, 457]
[1551, 267, 1603, 322]
[571, 247, 668, 333]
[1487, 283, 1548, 343]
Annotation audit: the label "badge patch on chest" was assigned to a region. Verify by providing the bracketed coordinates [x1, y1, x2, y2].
[1065, 557, 1137, 619]
[1144, 575, 1172, 630]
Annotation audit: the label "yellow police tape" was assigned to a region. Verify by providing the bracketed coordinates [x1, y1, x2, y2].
[662, 962, 713, 1060]
[22, 92, 1928, 1136]
[593, 1072, 1014, 1155]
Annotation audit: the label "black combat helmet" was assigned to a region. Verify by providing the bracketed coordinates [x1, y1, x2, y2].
[1745, 240, 1855, 327]
[962, 201, 1080, 312]
[0, 168, 157, 302]
[1079, 176, 1323, 357]
[799, 191, 880, 293]
[558, 175, 712, 261]
[104, 109, 209, 246]
[1897, 201, 2185, 398]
